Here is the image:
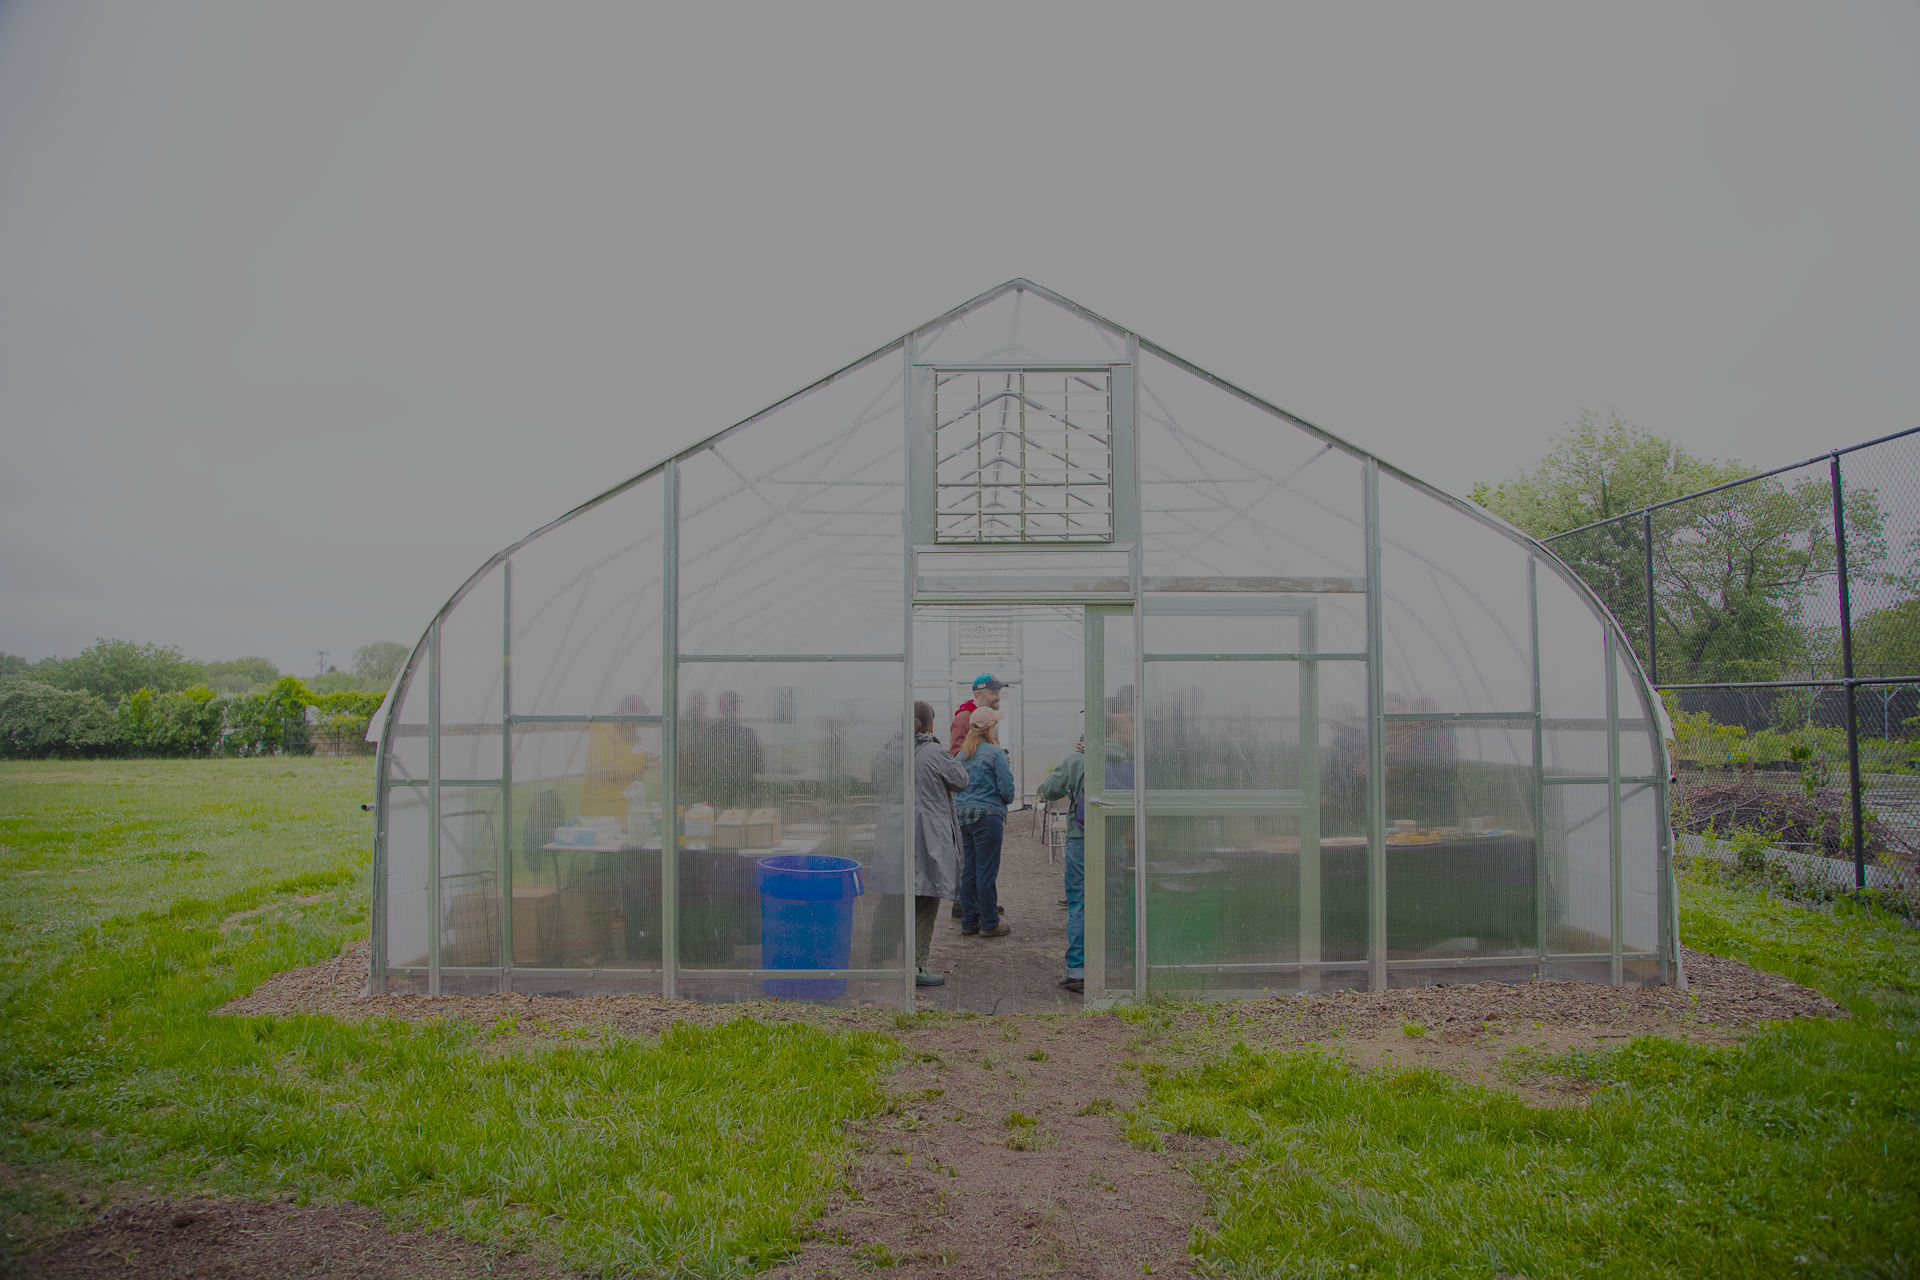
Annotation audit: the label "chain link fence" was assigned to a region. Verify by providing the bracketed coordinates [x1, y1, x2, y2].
[1545, 426, 1920, 914]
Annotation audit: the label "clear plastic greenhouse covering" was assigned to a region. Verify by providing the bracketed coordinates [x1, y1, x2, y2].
[370, 281, 1680, 1007]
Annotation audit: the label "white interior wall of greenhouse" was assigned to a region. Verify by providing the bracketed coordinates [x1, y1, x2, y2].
[370, 280, 1679, 1007]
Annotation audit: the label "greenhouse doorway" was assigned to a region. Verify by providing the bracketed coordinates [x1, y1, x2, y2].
[911, 604, 1091, 1010]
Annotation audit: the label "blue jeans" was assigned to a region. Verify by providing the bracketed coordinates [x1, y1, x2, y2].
[1064, 833, 1084, 978]
[959, 811, 1005, 930]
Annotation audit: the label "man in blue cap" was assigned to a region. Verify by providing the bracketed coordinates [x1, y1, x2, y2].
[949, 673, 1005, 756]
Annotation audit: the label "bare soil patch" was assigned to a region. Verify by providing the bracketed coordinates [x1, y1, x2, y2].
[772, 1015, 1222, 1280]
[1213, 948, 1843, 1104]
[15, 1195, 566, 1279]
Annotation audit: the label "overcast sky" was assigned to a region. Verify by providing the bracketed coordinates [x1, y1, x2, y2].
[1, 2, 1914, 674]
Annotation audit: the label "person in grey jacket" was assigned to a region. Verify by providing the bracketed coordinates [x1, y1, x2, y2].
[867, 701, 969, 986]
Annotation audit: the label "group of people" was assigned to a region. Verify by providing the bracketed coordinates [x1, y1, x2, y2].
[869, 673, 1101, 995]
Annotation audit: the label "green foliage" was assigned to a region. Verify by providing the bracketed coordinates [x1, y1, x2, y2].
[1664, 697, 1848, 771]
[217, 676, 318, 758]
[1469, 411, 1738, 532]
[0, 652, 28, 680]
[118, 685, 224, 757]
[0, 683, 121, 759]
[0, 760, 893, 1274]
[0, 673, 382, 760]
[352, 641, 410, 685]
[1474, 416, 1889, 683]
[1150, 877, 1920, 1277]
[200, 656, 280, 695]
[1851, 597, 1920, 679]
[46, 639, 208, 704]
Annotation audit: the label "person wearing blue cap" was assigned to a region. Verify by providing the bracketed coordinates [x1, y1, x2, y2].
[949, 673, 1005, 756]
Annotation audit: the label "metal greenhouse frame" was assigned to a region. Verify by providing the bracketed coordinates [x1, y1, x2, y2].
[369, 280, 1680, 1009]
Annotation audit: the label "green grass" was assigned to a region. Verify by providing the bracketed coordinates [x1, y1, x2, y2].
[0, 760, 895, 1276]
[1148, 879, 1920, 1278]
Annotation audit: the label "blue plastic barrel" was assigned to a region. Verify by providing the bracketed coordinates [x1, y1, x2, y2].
[755, 854, 864, 998]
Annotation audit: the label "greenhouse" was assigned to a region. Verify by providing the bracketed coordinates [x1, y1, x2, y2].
[368, 280, 1680, 1008]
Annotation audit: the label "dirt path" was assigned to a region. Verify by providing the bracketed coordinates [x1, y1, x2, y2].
[771, 1016, 1219, 1279]
[917, 814, 1081, 1015]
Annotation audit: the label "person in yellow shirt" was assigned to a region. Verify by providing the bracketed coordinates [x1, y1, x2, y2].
[581, 694, 658, 817]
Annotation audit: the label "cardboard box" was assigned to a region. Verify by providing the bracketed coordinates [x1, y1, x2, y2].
[747, 808, 783, 848]
[511, 887, 560, 965]
[713, 809, 750, 850]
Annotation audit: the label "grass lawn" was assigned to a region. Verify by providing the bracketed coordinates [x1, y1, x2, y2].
[6, 760, 1917, 1277]
[0, 759, 894, 1276]
[1148, 876, 1920, 1278]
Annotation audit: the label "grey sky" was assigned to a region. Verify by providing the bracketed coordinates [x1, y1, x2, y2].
[1, 3, 1914, 675]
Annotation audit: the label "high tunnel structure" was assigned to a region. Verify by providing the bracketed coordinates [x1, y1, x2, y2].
[369, 280, 1679, 1008]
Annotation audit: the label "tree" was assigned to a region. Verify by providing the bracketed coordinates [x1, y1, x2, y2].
[1851, 599, 1920, 679]
[353, 642, 410, 685]
[1473, 413, 1885, 683]
[49, 639, 207, 704]
[1469, 411, 1740, 532]
[201, 657, 280, 695]
[0, 682, 121, 758]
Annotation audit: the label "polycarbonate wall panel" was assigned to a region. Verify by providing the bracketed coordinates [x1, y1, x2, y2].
[1097, 612, 1137, 997]
[1378, 477, 1533, 714]
[677, 355, 905, 657]
[385, 653, 430, 780]
[1385, 725, 1536, 961]
[384, 784, 430, 968]
[508, 472, 665, 719]
[507, 724, 664, 974]
[437, 566, 504, 781]
[1136, 350, 1367, 583]
[915, 288, 1127, 367]
[1543, 784, 1612, 955]
[1536, 565, 1611, 777]
[673, 662, 901, 1001]
[1099, 815, 1135, 997]
[1622, 782, 1660, 974]
[437, 786, 503, 969]
[1616, 650, 1657, 777]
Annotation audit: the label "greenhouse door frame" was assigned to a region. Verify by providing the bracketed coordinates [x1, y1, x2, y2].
[1081, 598, 1334, 1004]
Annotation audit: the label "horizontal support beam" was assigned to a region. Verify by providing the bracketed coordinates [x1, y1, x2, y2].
[918, 362, 1125, 371]
[918, 577, 1129, 594]
[913, 542, 1136, 555]
[1091, 789, 1307, 814]
[1143, 575, 1365, 593]
[1145, 652, 1368, 663]
[1544, 775, 1660, 786]
[1146, 952, 1659, 974]
[914, 593, 1135, 605]
[506, 714, 662, 724]
[1657, 676, 1920, 690]
[388, 778, 502, 788]
[679, 654, 904, 663]
[1384, 710, 1537, 722]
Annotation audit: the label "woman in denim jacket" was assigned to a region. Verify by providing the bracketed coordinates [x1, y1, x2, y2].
[953, 707, 1016, 936]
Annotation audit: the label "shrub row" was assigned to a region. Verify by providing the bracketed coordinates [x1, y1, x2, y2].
[0, 677, 384, 759]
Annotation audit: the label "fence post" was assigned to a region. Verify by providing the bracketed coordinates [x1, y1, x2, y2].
[1643, 507, 1657, 685]
[1830, 452, 1865, 890]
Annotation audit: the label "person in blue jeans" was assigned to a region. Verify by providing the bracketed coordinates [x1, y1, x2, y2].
[1038, 715, 1133, 992]
[954, 707, 1016, 937]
